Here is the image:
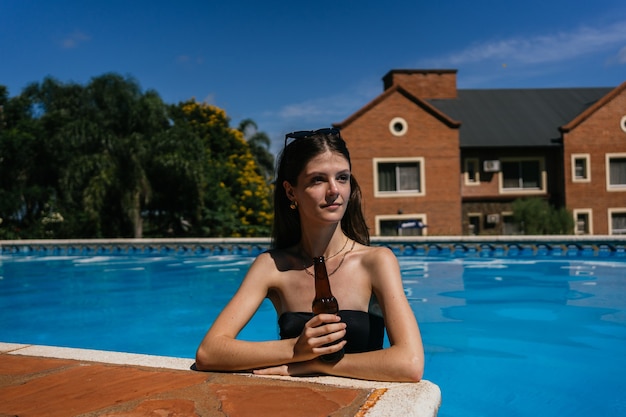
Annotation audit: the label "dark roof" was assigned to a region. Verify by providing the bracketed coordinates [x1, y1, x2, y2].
[428, 88, 613, 148]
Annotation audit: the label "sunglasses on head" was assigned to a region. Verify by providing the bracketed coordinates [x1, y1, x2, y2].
[284, 127, 340, 148]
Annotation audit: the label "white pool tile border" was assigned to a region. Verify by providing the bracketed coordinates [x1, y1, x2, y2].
[0, 343, 195, 370]
[1, 342, 441, 417]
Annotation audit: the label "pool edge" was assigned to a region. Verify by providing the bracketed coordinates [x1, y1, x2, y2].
[0, 342, 441, 417]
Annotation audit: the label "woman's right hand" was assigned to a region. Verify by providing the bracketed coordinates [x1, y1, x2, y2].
[293, 314, 346, 361]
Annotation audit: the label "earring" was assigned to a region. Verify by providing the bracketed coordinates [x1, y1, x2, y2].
[289, 201, 298, 210]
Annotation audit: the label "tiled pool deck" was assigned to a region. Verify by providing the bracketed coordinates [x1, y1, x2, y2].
[0, 343, 441, 417]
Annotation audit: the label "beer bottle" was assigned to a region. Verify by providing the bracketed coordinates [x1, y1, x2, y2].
[311, 255, 345, 362]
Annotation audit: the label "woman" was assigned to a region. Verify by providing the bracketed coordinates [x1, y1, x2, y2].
[195, 128, 424, 382]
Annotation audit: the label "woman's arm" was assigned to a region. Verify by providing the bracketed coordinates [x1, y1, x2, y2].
[254, 247, 424, 382]
[195, 253, 290, 371]
[195, 252, 347, 371]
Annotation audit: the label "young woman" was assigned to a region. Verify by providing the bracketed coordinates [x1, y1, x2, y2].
[195, 128, 424, 382]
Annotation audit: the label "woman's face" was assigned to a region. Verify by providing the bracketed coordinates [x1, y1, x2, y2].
[284, 150, 351, 226]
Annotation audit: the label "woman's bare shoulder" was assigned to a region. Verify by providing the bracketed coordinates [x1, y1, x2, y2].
[264, 247, 297, 267]
[352, 244, 401, 288]
[356, 244, 396, 265]
[248, 247, 301, 277]
[241, 250, 278, 280]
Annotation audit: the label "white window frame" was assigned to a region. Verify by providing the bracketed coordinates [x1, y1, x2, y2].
[373, 157, 425, 198]
[573, 208, 593, 235]
[498, 157, 546, 195]
[464, 158, 480, 186]
[606, 153, 626, 191]
[571, 153, 591, 183]
[389, 117, 408, 137]
[608, 208, 626, 235]
[375, 213, 428, 236]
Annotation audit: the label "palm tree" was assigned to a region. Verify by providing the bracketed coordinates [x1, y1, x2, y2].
[30, 74, 169, 238]
[238, 119, 274, 181]
[144, 125, 207, 236]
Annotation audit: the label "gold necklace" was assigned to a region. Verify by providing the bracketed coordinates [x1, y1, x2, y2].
[299, 236, 348, 265]
[322, 236, 349, 261]
[302, 240, 355, 277]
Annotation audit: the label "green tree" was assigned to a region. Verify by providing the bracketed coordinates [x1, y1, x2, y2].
[1, 75, 273, 239]
[23, 74, 169, 238]
[142, 124, 207, 236]
[169, 100, 272, 237]
[512, 198, 574, 235]
[0, 85, 58, 239]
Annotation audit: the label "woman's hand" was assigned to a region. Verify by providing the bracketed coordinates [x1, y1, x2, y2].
[253, 314, 346, 376]
[292, 314, 347, 362]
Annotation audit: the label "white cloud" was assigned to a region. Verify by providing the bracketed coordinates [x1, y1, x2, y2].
[202, 93, 217, 105]
[278, 102, 324, 119]
[275, 81, 379, 123]
[176, 54, 204, 67]
[61, 30, 91, 49]
[256, 93, 365, 153]
[614, 46, 626, 64]
[422, 20, 626, 67]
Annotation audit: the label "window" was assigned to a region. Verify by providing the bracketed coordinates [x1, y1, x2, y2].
[573, 209, 592, 235]
[606, 154, 626, 191]
[389, 117, 408, 136]
[464, 158, 480, 185]
[376, 214, 427, 236]
[571, 154, 590, 182]
[502, 212, 521, 235]
[467, 213, 481, 235]
[374, 158, 425, 197]
[499, 158, 545, 194]
[609, 209, 626, 235]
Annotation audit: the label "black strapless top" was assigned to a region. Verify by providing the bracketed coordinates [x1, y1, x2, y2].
[278, 310, 385, 353]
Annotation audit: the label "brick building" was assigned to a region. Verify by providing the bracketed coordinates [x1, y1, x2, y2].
[334, 69, 626, 236]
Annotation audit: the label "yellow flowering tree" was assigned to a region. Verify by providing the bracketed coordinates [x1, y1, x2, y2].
[164, 99, 273, 237]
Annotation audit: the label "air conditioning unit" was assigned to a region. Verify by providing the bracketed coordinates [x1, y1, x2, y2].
[486, 214, 500, 224]
[483, 160, 501, 172]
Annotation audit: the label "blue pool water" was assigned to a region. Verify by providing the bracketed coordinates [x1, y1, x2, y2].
[1, 243, 625, 417]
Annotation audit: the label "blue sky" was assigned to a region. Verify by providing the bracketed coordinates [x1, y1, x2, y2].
[2, 0, 625, 153]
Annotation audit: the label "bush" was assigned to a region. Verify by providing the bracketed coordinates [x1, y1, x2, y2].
[511, 198, 574, 235]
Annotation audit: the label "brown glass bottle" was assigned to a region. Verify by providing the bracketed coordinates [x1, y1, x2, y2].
[311, 255, 345, 363]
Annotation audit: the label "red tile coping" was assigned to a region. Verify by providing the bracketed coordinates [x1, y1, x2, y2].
[0, 354, 375, 417]
[0, 344, 441, 416]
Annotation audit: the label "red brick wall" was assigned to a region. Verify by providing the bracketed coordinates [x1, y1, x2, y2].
[341, 91, 462, 236]
[563, 88, 626, 234]
[383, 70, 458, 99]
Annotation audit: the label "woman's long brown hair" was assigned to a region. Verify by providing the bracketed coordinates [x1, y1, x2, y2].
[271, 129, 370, 249]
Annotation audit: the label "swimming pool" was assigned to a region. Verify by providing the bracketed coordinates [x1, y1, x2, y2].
[1, 237, 625, 417]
